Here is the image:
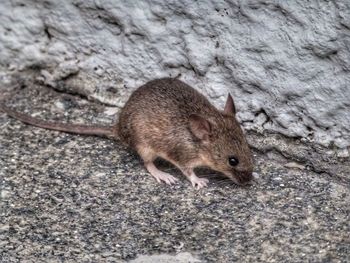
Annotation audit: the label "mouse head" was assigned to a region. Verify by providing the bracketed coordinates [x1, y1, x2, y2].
[189, 94, 253, 185]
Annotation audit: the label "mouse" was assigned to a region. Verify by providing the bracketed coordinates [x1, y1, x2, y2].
[1, 78, 253, 188]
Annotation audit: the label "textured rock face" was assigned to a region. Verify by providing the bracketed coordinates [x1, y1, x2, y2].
[0, 0, 349, 148]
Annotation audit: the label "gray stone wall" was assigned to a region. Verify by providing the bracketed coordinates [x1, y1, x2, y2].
[1, 0, 349, 148]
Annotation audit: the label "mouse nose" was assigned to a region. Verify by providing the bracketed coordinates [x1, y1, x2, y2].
[236, 170, 253, 185]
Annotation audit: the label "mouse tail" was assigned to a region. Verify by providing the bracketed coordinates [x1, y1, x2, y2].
[1, 104, 117, 139]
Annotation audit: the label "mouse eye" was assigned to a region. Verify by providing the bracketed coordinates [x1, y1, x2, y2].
[228, 156, 239, 166]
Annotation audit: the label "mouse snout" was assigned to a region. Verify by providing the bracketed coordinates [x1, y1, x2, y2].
[235, 170, 253, 185]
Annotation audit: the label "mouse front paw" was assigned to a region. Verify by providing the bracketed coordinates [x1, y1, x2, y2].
[145, 162, 178, 185]
[156, 172, 178, 185]
[150, 170, 178, 185]
[190, 176, 209, 189]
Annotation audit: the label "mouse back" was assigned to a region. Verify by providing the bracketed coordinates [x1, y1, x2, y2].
[117, 78, 217, 147]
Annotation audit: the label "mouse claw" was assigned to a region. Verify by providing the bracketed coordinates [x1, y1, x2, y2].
[190, 177, 209, 189]
[164, 175, 178, 185]
[155, 177, 162, 184]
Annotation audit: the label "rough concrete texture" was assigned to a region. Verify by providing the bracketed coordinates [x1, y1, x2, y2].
[0, 0, 350, 148]
[1, 85, 349, 262]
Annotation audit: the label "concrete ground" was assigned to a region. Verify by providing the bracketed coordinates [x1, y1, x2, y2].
[0, 85, 349, 262]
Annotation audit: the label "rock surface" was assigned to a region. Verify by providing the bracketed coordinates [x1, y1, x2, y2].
[1, 85, 349, 262]
[0, 0, 350, 148]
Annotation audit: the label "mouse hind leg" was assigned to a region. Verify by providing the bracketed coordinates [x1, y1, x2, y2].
[136, 145, 178, 185]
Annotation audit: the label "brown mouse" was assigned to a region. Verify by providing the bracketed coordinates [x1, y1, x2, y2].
[1, 78, 253, 188]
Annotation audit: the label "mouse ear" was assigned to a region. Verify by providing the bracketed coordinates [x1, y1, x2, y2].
[224, 93, 236, 115]
[189, 114, 212, 141]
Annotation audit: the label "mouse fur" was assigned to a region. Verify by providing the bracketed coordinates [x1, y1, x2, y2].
[1, 78, 253, 188]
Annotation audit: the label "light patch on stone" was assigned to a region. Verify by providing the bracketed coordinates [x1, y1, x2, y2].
[284, 162, 305, 170]
[104, 107, 119, 116]
[129, 252, 202, 263]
